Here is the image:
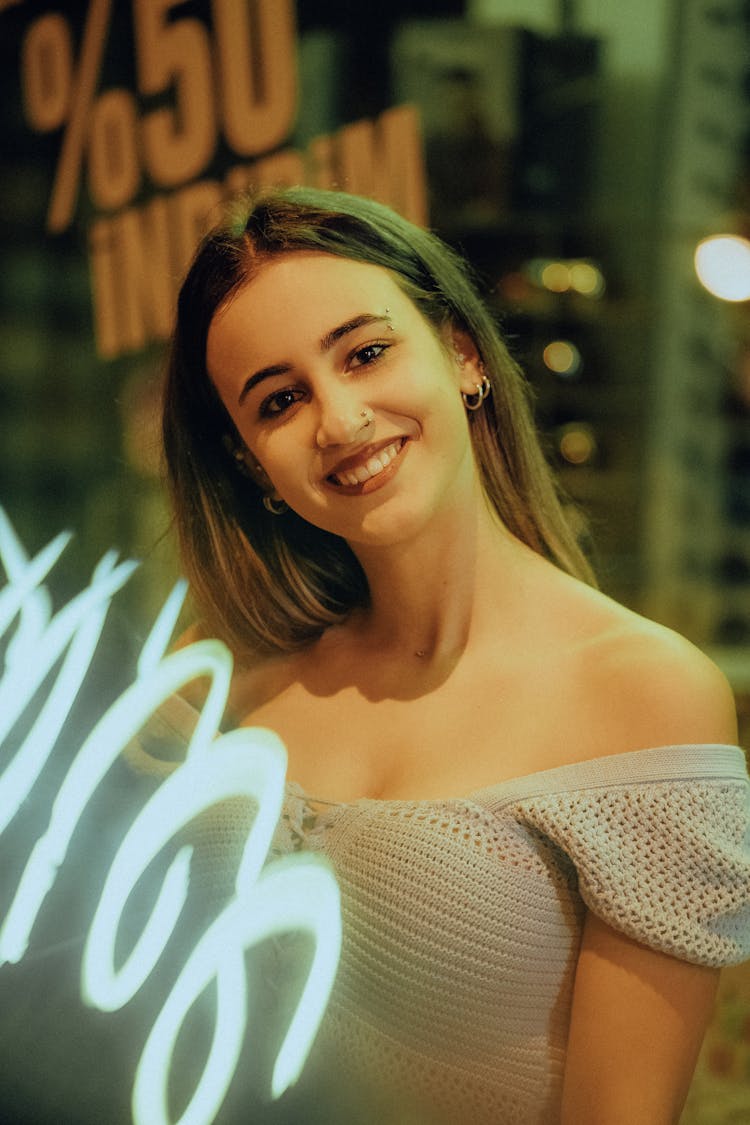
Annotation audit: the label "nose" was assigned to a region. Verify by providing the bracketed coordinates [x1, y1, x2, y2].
[314, 389, 372, 449]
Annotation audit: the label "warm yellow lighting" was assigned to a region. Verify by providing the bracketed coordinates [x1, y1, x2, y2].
[694, 235, 750, 302]
[569, 261, 605, 298]
[559, 424, 596, 465]
[524, 258, 605, 299]
[543, 340, 581, 376]
[541, 261, 572, 292]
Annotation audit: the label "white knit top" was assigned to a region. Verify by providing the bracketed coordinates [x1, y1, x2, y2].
[130, 723, 750, 1124]
[265, 743, 750, 1125]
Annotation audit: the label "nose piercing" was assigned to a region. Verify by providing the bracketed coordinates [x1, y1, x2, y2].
[317, 407, 374, 447]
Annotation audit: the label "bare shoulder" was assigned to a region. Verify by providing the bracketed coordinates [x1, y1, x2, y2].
[226, 653, 299, 725]
[171, 621, 295, 724]
[575, 593, 738, 751]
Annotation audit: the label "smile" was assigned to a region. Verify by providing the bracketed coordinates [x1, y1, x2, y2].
[327, 438, 407, 490]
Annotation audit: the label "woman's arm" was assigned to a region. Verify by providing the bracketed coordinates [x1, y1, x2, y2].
[561, 911, 720, 1125]
[561, 627, 740, 1124]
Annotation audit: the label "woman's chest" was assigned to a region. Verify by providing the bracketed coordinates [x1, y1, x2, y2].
[240, 661, 602, 802]
[273, 789, 582, 1124]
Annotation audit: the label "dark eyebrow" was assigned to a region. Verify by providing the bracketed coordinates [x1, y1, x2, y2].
[319, 312, 392, 353]
[238, 363, 291, 406]
[237, 312, 393, 406]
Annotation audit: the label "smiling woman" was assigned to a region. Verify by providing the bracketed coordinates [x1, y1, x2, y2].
[165, 187, 593, 658]
[206, 251, 494, 551]
[162, 187, 750, 1125]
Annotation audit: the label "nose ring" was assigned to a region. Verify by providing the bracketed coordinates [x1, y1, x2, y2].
[317, 408, 374, 447]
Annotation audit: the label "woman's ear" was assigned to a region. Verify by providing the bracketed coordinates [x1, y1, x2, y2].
[223, 433, 276, 493]
[248, 457, 286, 505]
[447, 326, 485, 395]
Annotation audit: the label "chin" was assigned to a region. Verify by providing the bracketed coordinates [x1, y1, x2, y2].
[347, 504, 440, 551]
[292, 478, 451, 548]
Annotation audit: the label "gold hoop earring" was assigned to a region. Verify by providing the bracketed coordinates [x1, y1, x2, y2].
[462, 375, 491, 412]
[262, 495, 288, 515]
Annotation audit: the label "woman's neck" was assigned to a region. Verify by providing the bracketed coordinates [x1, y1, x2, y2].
[347, 490, 532, 667]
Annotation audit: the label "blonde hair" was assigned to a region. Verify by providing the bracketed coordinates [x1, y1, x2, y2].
[163, 186, 595, 658]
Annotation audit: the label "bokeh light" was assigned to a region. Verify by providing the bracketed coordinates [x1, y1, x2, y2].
[694, 235, 750, 302]
[543, 339, 582, 377]
[558, 423, 597, 465]
[569, 260, 605, 298]
[523, 258, 605, 299]
[540, 261, 572, 292]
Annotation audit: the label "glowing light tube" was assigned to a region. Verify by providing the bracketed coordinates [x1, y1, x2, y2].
[0, 511, 343, 1125]
[131, 855, 341, 1125]
[0, 636, 237, 967]
[81, 729, 289, 1011]
[0, 551, 137, 839]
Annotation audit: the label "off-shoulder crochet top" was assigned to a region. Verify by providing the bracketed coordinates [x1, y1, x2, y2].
[133, 719, 750, 1125]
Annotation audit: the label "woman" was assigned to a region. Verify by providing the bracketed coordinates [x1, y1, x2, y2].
[163, 186, 749, 1124]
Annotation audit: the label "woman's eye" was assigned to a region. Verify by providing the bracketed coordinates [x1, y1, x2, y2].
[260, 388, 304, 418]
[350, 342, 389, 369]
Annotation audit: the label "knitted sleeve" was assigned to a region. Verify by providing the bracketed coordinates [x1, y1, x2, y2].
[517, 774, 750, 966]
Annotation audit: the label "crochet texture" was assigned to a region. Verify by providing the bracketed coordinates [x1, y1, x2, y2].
[264, 744, 750, 1124]
[136, 723, 750, 1125]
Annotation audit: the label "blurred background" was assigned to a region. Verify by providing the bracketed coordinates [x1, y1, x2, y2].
[0, 0, 749, 1121]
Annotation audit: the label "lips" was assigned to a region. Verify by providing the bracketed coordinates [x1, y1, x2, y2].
[326, 438, 407, 489]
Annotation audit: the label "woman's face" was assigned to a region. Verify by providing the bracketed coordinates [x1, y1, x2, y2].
[206, 251, 484, 547]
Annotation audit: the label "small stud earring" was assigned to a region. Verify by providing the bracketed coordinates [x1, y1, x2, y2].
[223, 434, 253, 477]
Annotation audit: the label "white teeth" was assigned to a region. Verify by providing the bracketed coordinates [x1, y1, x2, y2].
[333, 441, 401, 487]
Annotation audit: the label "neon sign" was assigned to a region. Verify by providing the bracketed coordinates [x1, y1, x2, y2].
[0, 509, 342, 1125]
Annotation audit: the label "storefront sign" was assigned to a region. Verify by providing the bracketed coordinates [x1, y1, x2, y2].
[16, 0, 427, 358]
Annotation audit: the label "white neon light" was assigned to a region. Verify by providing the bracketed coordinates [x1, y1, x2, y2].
[0, 510, 342, 1125]
[0, 507, 56, 663]
[132, 852, 342, 1125]
[0, 517, 137, 840]
[81, 728, 288, 1011]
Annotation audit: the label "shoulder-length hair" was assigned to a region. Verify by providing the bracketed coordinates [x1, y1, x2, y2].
[163, 186, 595, 658]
